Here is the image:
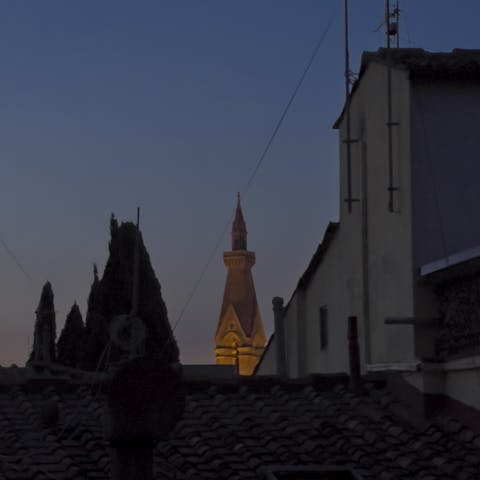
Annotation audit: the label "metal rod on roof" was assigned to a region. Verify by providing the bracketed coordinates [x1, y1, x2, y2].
[385, 0, 399, 212]
[343, 0, 358, 213]
[131, 207, 140, 317]
[129, 207, 141, 358]
[386, 0, 391, 49]
[395, 0, 400, 48]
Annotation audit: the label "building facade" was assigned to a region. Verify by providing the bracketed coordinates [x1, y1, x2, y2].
[256, 49, 480, 414]
[215, 195, 266, 375]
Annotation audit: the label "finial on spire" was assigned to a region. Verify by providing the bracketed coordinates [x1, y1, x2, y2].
[232, 194, 247, 250]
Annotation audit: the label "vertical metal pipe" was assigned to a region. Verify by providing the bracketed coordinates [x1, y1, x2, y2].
[385, 0, 398, 212]
[129, 207, 141, 359]
[131, 207, 140, 317]
[387, 57, 395, 212]
[385, 0, 391, 49]
[361, 142, 371, 363]
[344, 0, 355, 213]
[395, 0, 400, 48]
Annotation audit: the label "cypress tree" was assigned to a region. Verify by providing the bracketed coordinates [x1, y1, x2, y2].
[82, 263, 108, 370]
[28, 281, 56, 363]
[82, 214, 179, 370]
[57, 302, 85, 368]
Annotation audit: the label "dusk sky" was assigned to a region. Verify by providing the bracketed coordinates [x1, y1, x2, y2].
[1, 1, 479, 366]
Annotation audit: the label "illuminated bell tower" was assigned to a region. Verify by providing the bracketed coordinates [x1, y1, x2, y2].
[215, 194, 266, 375]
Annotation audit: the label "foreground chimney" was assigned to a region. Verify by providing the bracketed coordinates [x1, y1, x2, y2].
[348, 316, 362, 394]
[104, 358, 184, 480]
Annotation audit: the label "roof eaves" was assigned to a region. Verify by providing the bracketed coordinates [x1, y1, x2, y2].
[296, 222, 339, 291]
[333, 48, 480, 129]
[281, 221, 339, 315]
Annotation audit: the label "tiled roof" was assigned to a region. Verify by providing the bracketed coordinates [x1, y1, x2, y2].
[1, 370, 480, 479]
[361, 48, 480, 81]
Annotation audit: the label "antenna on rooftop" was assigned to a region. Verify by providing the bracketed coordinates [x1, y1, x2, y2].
[386, 0, 400, 49]
[375, 0, 400, 48]
[343, 0, 359, 213]
[385, 0, 400, 212]
[129, 206, 145, 358]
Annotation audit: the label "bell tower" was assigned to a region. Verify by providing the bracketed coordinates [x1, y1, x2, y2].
[215, 194, 266, 375]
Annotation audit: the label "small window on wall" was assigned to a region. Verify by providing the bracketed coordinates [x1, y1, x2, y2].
[319, 306, 328, 350]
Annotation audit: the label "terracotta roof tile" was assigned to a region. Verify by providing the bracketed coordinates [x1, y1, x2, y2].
[1, 375, 480, 479]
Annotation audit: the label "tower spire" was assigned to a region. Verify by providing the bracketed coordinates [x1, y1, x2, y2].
[215, 196, 266, 375]
[232, 193, 247, 250]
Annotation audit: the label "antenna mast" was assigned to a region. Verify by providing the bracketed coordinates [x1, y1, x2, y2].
[386, 0, 400, 49]
[129, 206, 142, 358]
[385, 0, 400, 212]
[343, 0, 358, 213]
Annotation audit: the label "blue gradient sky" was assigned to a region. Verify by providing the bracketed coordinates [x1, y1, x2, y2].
[0, 1, 479, 366]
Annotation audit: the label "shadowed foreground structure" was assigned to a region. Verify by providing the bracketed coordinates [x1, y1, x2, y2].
[0, 367, 479, 479]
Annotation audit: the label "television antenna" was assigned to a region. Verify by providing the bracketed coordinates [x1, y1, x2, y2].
[374, 0, 400, 48]
[343, 0, 359, 213]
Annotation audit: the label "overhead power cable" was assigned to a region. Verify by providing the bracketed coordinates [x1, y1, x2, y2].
[244, 7, 339, 196]
[0, 237, 32, 281]
[166, 6, 340, 343]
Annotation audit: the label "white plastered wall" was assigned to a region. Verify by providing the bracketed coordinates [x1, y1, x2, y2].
[405, 357, 480, 411]
[347, 63, 417, 366]
[257, 61, 419, 377]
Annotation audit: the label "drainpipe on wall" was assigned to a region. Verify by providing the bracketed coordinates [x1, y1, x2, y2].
[360, 140, 371, 364]
[272, 297, 286, 377]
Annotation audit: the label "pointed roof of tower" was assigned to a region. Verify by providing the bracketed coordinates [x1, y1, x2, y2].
[232, 193, 247, 251]
[216, 195, 262, 339]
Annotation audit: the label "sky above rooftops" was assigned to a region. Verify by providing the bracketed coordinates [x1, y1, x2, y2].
[0, 0, 479, 366]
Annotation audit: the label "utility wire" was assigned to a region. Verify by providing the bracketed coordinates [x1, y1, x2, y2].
[170, 214, 233, 336]
[166, 6, 339, 342]
[0, 237, 32, 281]
[243, 7, 339, 196]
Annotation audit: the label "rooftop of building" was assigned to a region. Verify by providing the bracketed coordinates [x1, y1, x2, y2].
[334, 47, 480, 128]
[1, 365, 480, 479]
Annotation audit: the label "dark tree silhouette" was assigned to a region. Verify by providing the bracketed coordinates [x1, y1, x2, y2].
[57, 302, 85, 367]
[82, 215, 179, 370]
[82, 263, 109, 370]
[28, 281, 56, 363]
